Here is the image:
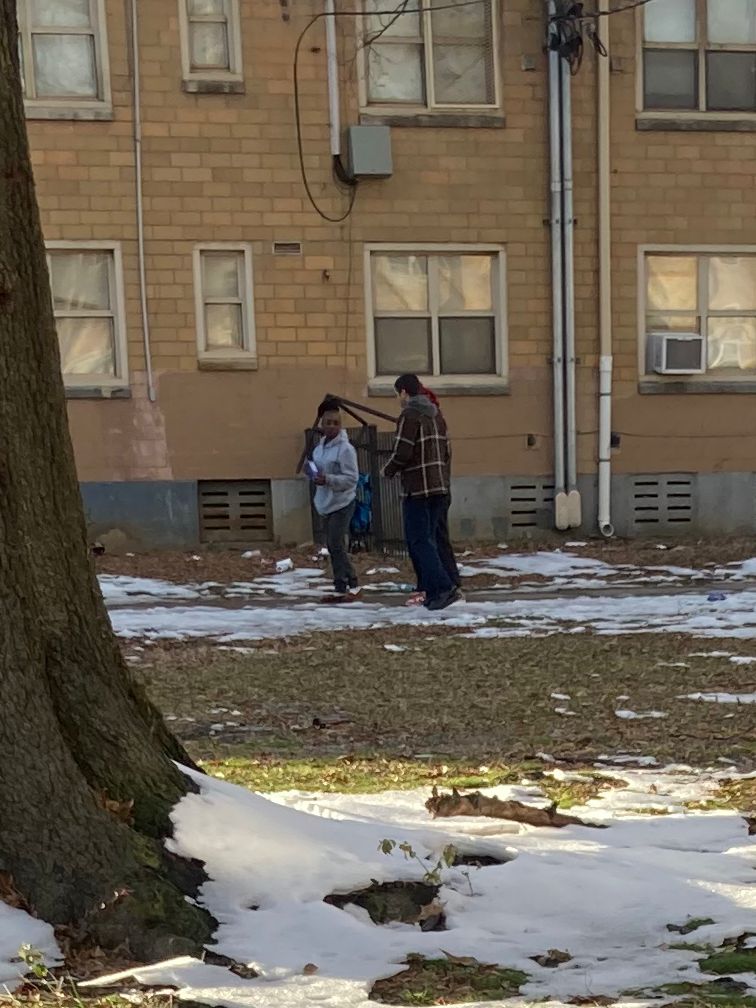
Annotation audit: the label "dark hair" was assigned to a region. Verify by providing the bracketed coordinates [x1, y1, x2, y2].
[317, 395, 341, 419]
[394, 373, 422, 396]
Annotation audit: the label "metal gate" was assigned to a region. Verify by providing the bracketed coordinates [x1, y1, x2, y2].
[304, 425, 405, 556]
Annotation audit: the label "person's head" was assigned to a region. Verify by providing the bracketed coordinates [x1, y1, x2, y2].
[394, 373, 422, 406]
[320, 405, 342, 440]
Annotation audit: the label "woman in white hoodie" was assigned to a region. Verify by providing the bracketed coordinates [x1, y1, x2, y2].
[311, 402, 361, 602]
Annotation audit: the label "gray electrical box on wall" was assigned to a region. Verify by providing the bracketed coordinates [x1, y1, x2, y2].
[345, 125, 393, 178]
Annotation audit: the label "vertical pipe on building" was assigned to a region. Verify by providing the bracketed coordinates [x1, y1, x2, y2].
[597, 17, 614, 536]
[130, 0, 156, 403]
[325, 0, 341, 157]
[548, 0, 567, 529]
[560, 54, 581, 528]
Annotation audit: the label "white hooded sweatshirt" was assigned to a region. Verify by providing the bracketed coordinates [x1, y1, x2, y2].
[311, 430, 359, 516]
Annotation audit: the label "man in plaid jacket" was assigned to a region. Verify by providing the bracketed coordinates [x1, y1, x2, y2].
[383, 374, 461, 611]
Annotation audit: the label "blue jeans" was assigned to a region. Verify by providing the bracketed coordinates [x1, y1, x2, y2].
[403, 495, 454, 604]
[408, 494, 460, 592]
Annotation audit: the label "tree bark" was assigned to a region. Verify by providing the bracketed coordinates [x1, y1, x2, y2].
[0, 0, 214, 962]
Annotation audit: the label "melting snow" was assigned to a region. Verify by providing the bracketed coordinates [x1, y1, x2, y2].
[59, 765, 756, 1008]
[681, 692, 756, 705]
[109, 588, 756, 643]
[615, 710, 668, 720]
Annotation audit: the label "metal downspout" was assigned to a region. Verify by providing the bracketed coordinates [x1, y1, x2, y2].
[597, 16, 614, 536]
[560, 54, 581, 527]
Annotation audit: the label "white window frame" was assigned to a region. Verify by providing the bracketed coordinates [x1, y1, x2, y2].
[46, 241, 128, 388]
[358, 0, 500, 113]
[636, 0, 756, 120]
[638, 244, 756, 382]
[18, 0, 112, 120]
[365, 243, 507, 390]
[178, 0, 243, 90]
[193, 243, 257, 364]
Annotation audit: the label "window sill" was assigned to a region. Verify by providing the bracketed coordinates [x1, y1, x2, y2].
[25, 103, 113, 122]
[65, 385, 130, 399]
[368, 377, 509, 397]
[639, 378, 756, 394]
[359, 111, 505, 129]
[636, 113, 756, 133]
[182, 78, 245, 95]
[198, 356, 258, 371]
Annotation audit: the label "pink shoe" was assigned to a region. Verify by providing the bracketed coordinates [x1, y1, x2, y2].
[404, 591, 426, 607]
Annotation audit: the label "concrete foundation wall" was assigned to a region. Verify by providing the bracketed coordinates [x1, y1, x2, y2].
[81, 472, 756, 551]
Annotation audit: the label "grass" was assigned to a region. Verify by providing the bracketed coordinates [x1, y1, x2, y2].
[134, 632, 756, 771]
[666, 997, 756, 1008]
[369, 954, 528, 1005]
[0, 998, 172, 1008]
[659, 980, 752, 997]
[194, 751, 627, 801]
[685, 777, 756, 813]
[700, 950, 756, 975]
[667, 918, 717, 935]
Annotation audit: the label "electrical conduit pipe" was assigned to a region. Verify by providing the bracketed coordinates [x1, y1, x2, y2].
[548, 0, 567, 530]
[130, 0, 155, 403]
[560, 53, 581, 528]
[597, 16, 614, 537]
[325, 0, 340, 158]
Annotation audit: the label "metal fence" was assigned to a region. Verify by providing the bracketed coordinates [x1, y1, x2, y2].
[304, 425, 406, 556]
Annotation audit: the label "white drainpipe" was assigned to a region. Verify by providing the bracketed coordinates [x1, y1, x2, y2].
[597, 16, 614, 537]
[325, 0, 340, 157]
[130, 0, 155, 402]
[560, 55, 581, 529]
[548, 1, 567, 530]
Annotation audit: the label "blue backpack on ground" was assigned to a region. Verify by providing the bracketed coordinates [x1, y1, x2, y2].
[350, 474, 372, 549]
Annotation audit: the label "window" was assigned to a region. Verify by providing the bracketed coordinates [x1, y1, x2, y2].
[17, 0, 111, 118]
[194, 245, 256, 363]
[642, 0, 756, 113]
[367, 247, 506, 380]
[643, 251, 756, 375]
[363, 0, 496, 110]
[179, 0, 243, 90]
[46, 244, 128, 387]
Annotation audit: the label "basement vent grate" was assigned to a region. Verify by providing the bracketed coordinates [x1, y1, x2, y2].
[507, 479, 555, 529]
[199, 480, 273, 543]
[272, 240, 302, 256]
[631, 474, 694, 528]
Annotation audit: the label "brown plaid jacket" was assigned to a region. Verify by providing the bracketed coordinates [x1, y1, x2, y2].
[383, 400, 450, 497]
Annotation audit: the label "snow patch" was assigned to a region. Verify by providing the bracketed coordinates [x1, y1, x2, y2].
[85, 765, 756, 1008]
[681, 692, 756, 705]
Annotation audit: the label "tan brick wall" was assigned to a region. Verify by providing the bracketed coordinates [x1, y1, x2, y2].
[605, 12, 756, 476]
[26, 0, 756, 490]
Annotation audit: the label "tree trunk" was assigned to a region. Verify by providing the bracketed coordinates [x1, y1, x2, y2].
[0, 0, 214, 962]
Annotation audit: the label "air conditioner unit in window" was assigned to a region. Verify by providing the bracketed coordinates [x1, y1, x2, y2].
[651, 332, 705, 375]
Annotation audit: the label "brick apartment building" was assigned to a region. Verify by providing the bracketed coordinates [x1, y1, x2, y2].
[21, 0, 756, 548]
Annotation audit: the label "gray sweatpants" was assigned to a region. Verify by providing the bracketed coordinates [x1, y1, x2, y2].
[323, 501, 357, 594]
